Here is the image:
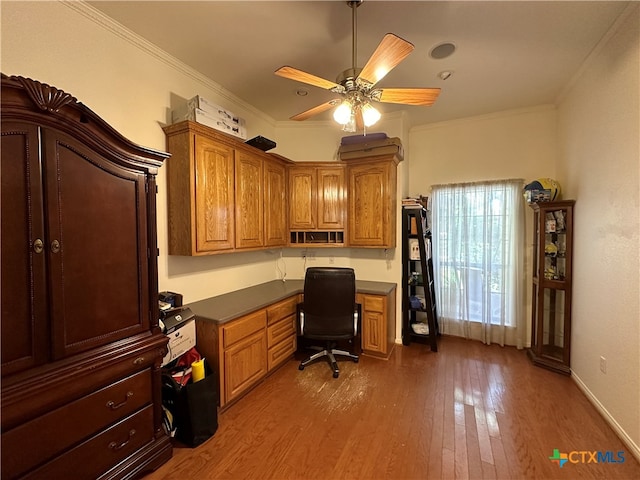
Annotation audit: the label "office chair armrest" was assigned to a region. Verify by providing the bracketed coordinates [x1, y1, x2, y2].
[297, 302, 304, 335]
[354, 303, 362, 336]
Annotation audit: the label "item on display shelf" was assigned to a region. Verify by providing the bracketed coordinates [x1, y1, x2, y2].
[523, 177, 561, 203]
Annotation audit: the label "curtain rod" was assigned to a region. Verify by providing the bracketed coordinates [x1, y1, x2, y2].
[430, 178, 524, 189]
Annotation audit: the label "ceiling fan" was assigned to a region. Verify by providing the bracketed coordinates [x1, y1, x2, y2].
[275, 0, 441, 132]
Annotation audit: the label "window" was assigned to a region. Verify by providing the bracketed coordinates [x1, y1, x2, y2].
[431, 179, 524, 346]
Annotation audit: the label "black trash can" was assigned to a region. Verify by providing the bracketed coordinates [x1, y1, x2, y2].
[162, 362, 218, 447]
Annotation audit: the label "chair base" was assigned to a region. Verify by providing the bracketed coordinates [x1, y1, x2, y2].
[299, 346, 359, 378]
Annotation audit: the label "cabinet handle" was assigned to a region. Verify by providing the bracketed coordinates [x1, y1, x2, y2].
[106, 391, 134, 410]
[133, 356, 145, 365]
[33, 238, 44, 254]
[108, 429, 136, 451]
[50, 239, 60, 254]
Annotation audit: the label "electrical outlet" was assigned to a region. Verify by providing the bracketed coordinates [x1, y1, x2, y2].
[600, 356, 607, 374]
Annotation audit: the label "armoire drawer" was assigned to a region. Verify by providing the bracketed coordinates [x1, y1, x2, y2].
[2, 369, 152, 479]
[22, 405, 155, 480]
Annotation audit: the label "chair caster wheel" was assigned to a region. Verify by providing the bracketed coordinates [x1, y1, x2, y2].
[333, 372, 339, 378]
[298, 365, 304, 371]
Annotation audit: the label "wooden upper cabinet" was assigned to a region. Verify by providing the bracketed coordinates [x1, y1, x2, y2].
[164, 123, 235, 255]
[195, 136, 235, 252]
[235, 150, 264, 249]
[264, 158, 288, 247]
[289, 166, 317, 230]
[347, 155, 399, 248]
[317, 167, 346, 230]
[288, 164, 345, 231]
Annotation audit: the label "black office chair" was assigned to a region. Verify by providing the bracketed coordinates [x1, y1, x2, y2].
[297, 267, 361, 378]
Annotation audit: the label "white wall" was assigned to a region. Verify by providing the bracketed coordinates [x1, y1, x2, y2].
[556, 5, 640, 456]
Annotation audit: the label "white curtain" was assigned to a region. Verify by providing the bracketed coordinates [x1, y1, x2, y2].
[431, 179, 526, 348]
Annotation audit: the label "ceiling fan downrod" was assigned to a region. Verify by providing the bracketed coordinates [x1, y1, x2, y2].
[347, 0, 363, 70]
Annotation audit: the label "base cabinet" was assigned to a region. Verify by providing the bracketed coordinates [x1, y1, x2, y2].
[195, 295, 298, 409]
[358, 288, 397, 359]
[266, 297, 298, 371]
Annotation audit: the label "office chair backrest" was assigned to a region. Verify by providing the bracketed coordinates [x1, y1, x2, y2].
[302, 267, 356, 339]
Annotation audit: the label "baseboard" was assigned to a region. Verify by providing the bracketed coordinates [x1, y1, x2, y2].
[572, 371, 640, 463]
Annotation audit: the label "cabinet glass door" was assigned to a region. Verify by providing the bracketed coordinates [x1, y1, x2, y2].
[541, 288, 566, 360]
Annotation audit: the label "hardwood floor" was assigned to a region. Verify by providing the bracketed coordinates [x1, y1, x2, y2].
[145, 336, 640, 479]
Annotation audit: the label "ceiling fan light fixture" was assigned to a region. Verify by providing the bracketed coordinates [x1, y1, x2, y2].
[343, 111, 357, 133]
[333, 99, 353, 125]
[361, 102, 381, 127]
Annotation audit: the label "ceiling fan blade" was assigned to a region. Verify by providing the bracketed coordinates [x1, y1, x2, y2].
[357, 33, 414, 87]
[275, 66, 342, 91]
[377, 88, 441, 106]
[290, 100, 338, 121]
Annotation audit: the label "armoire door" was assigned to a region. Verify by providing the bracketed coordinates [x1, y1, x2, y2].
[1, 122, 49, 376]
[41, 128, 152, 359]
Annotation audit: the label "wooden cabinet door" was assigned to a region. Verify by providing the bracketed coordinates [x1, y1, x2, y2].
[41, 128, 151, 359]
[317, 167, 345, 230]
[223, 331, 267, 405]
[264, 158, 288, 247]
[289, 166, 316, 230]
[348, 160, 396, 247]
[358, 294, 387, 356]
[195, 135, 235, 252]
[235, 151, 263, 249]
[1, 122, 49, 376]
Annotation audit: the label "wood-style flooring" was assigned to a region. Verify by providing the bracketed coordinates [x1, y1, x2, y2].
[144, 336, 640, 479]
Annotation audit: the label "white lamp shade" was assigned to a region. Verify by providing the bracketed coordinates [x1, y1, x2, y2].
[333, 100, 352, 125]
[362, 102, 381, 127]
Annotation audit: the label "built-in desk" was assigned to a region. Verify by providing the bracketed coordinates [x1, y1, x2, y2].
[188, 279, 396, 408]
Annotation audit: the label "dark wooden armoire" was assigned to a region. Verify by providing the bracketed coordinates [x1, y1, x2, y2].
[1, 74, 172, 479]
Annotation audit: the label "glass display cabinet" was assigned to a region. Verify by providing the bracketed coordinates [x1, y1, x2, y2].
[528, 200, 575, 374]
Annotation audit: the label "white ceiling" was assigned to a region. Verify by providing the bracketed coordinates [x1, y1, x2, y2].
[88, 1, 630, 128]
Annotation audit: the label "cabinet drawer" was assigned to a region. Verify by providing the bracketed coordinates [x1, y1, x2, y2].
[23, 405, 154, 480]
[266, 296, 298, 325]
[222, 310, 266, 349]
[2, 369, 152, 479]
[267, 315, 296, 348]
[268, 335, 296, 372]
[363, 295, 384, 313]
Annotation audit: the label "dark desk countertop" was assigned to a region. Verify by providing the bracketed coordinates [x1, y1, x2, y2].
[187, 279, 396, 324]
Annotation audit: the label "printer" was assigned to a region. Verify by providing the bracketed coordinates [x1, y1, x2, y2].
[161, 307, 196, 366]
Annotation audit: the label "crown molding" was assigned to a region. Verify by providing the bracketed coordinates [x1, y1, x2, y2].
[62, 1, 276, 127]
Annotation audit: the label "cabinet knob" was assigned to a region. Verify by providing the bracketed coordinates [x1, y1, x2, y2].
[133, 356, 145, 365]
[33, 238, 44, 254]
[50, 239, 61, 254]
